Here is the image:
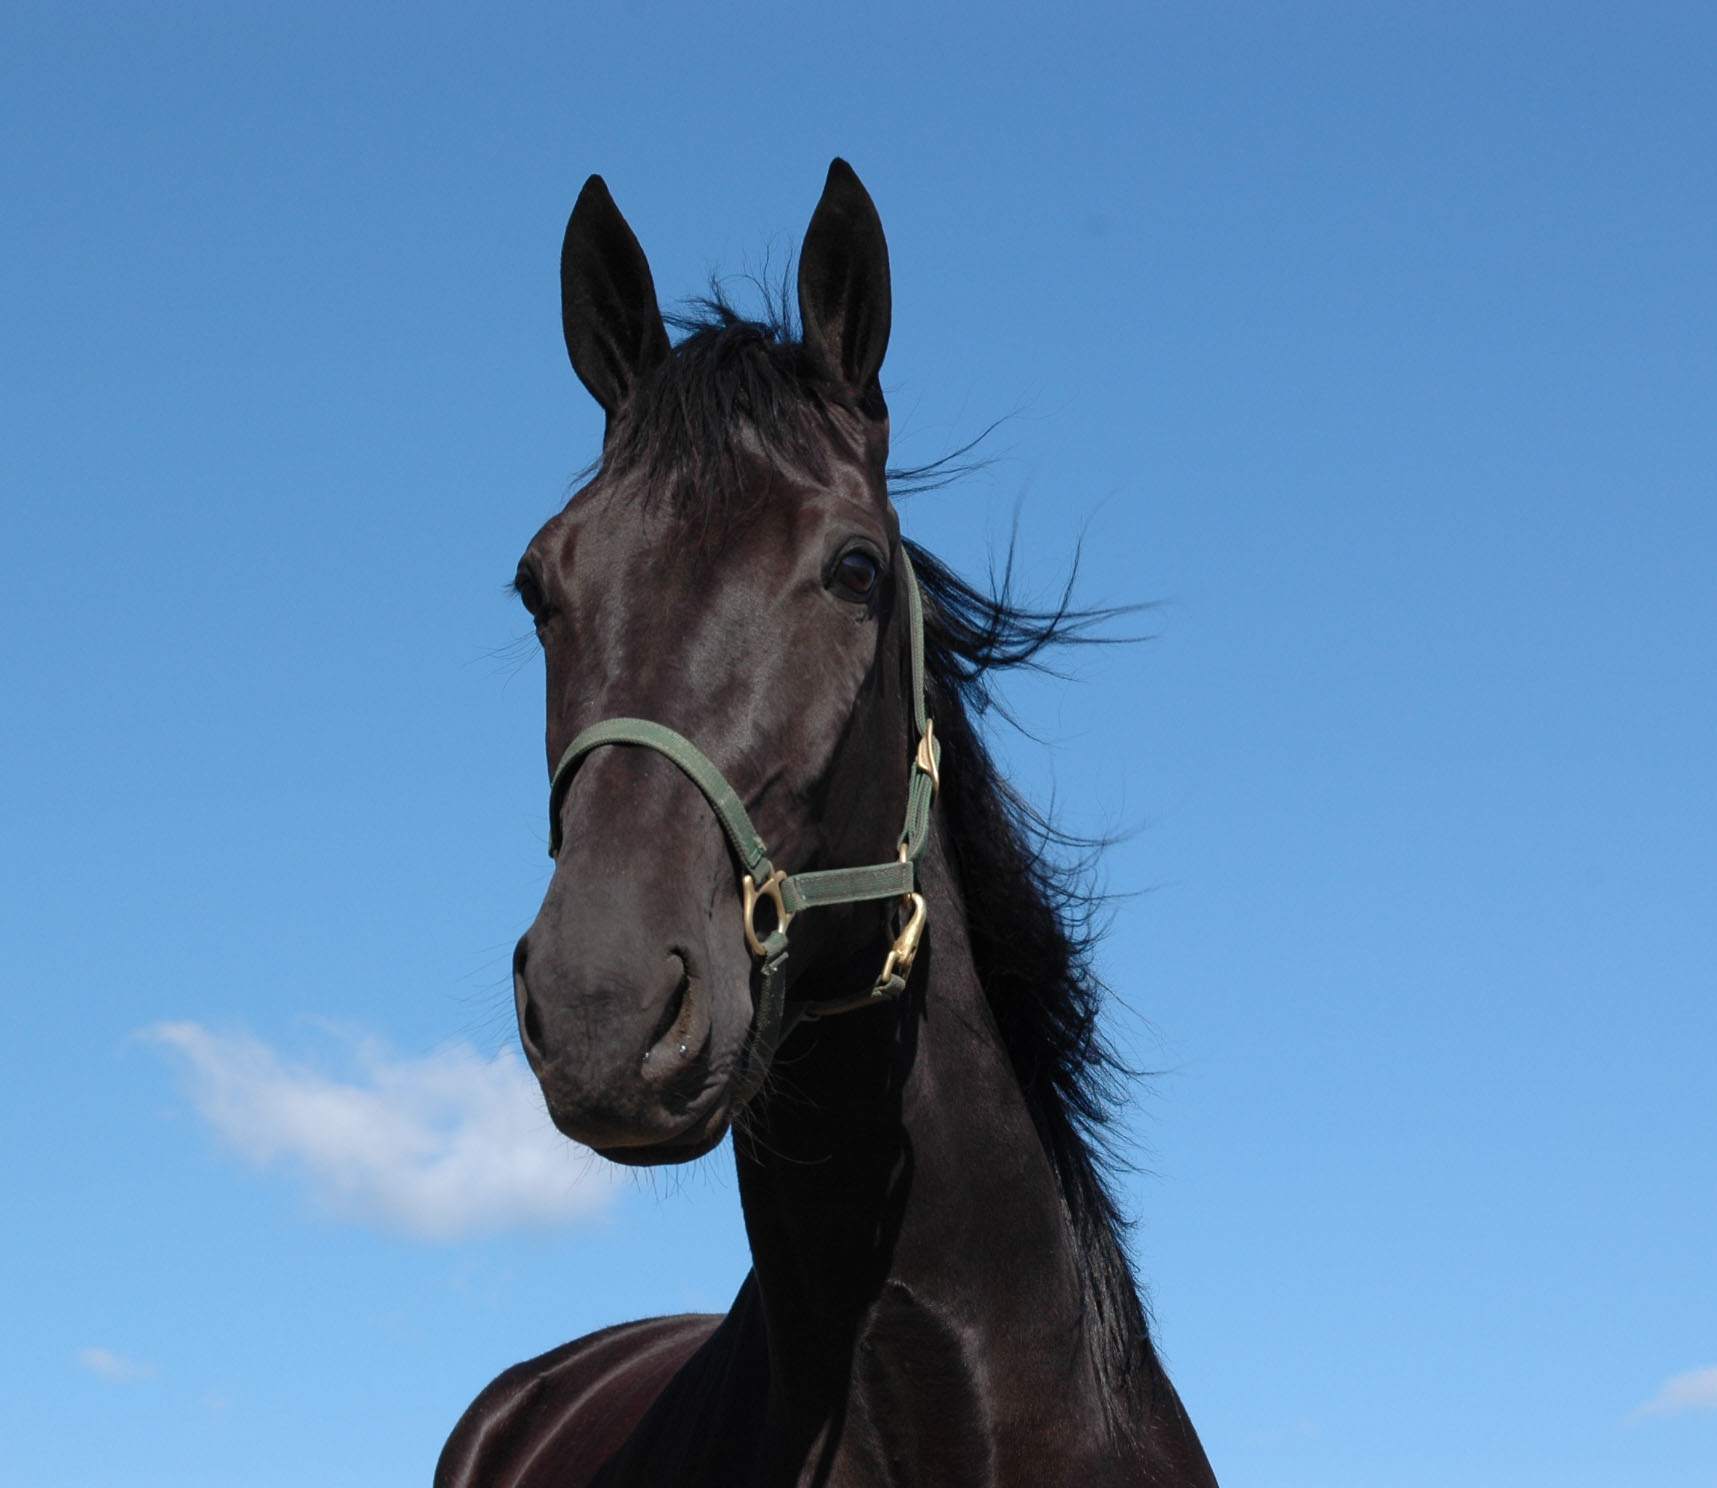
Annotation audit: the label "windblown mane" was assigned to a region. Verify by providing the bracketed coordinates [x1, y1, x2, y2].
[905, 543, 1153, 1411]
[612, 297, 1153, 1402]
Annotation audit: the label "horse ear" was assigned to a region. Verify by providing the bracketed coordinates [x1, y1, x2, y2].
[797, 159, 891, 414]
[560, 175, 672, 421]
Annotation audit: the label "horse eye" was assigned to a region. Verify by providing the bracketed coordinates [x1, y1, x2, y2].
[832, 550, 879, 601]
[514, 569, 550, 622]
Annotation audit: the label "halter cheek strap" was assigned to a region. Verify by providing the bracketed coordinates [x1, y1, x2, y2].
[545, 548, 941, 1107]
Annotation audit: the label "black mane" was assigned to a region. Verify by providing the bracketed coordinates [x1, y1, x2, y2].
[905, 542, 1153, 1411]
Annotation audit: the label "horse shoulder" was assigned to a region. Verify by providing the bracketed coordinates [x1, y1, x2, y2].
[433, 1313, 721, 1488]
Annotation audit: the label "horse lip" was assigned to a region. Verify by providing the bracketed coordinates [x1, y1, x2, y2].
[595, 1116, 731, 1167]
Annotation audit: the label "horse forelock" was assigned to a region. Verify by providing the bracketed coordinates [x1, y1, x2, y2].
[588, 293, 883, 544]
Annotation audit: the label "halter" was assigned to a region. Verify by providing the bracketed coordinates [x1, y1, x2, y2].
[546, 549, 942, 1106]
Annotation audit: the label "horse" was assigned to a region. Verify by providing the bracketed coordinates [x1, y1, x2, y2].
[435, 160, 1219, 1488]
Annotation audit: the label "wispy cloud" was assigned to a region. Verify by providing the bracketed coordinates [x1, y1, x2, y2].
[149, 1022, 619, 1239]
[1632, 1365, 1717, 1421]
[78, 1346, 155, 1382]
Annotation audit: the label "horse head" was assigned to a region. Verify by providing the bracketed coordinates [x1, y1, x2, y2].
[511, 161, 922, 1164]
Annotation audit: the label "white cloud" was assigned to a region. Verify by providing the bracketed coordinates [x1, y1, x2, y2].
[1632, 1365, 1717, 1421]
[149, 1022, 620, 1239]
[79, 1346, 155, 1382]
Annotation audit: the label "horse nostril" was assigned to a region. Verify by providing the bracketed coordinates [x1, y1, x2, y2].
[523, 998, 548, 1059]
[514, 936, 551, 1064]
[644, 953, 691, 1058]
[642, 951, 712, 1095]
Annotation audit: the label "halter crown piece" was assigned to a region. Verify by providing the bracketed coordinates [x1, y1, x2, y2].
[545, 549, 942, 1106]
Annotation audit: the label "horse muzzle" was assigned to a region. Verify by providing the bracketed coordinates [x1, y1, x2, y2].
[512, 924, 745, 1160]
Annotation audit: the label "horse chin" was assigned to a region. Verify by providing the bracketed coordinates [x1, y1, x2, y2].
[536, 1068, 738, 1167]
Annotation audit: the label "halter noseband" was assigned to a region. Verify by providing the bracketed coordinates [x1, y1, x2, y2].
[545, 548, 942, 1106]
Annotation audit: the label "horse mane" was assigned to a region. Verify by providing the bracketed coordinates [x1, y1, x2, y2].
[615, 296, 1154, 1403]
[904, 543, 1155, 1412]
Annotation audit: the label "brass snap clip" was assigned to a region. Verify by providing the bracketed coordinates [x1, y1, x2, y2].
[742, 867, 793, 957]
[876, 891, 929, 991]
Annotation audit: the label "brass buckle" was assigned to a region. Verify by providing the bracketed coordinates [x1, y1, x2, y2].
[876, 891, 928, 990]
[915, 718, 940, 797]
[742, 867, 793, 957]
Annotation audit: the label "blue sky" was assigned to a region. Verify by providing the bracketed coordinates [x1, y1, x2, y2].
[2, 4, 1713, 1484]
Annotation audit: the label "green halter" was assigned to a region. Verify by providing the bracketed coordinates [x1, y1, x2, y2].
[546, 549, 942, 1106]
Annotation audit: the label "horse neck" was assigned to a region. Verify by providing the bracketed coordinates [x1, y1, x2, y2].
[731, 818, 1115, 1453]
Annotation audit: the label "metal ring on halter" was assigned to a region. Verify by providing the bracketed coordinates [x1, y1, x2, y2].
[915, 720, 940, 798]
[742, 868, 793, 958]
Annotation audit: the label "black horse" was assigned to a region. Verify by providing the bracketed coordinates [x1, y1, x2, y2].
[437, 161, 1218, 1488]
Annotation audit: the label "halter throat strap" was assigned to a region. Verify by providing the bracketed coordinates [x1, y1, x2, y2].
[544, 548, 941, 1106]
